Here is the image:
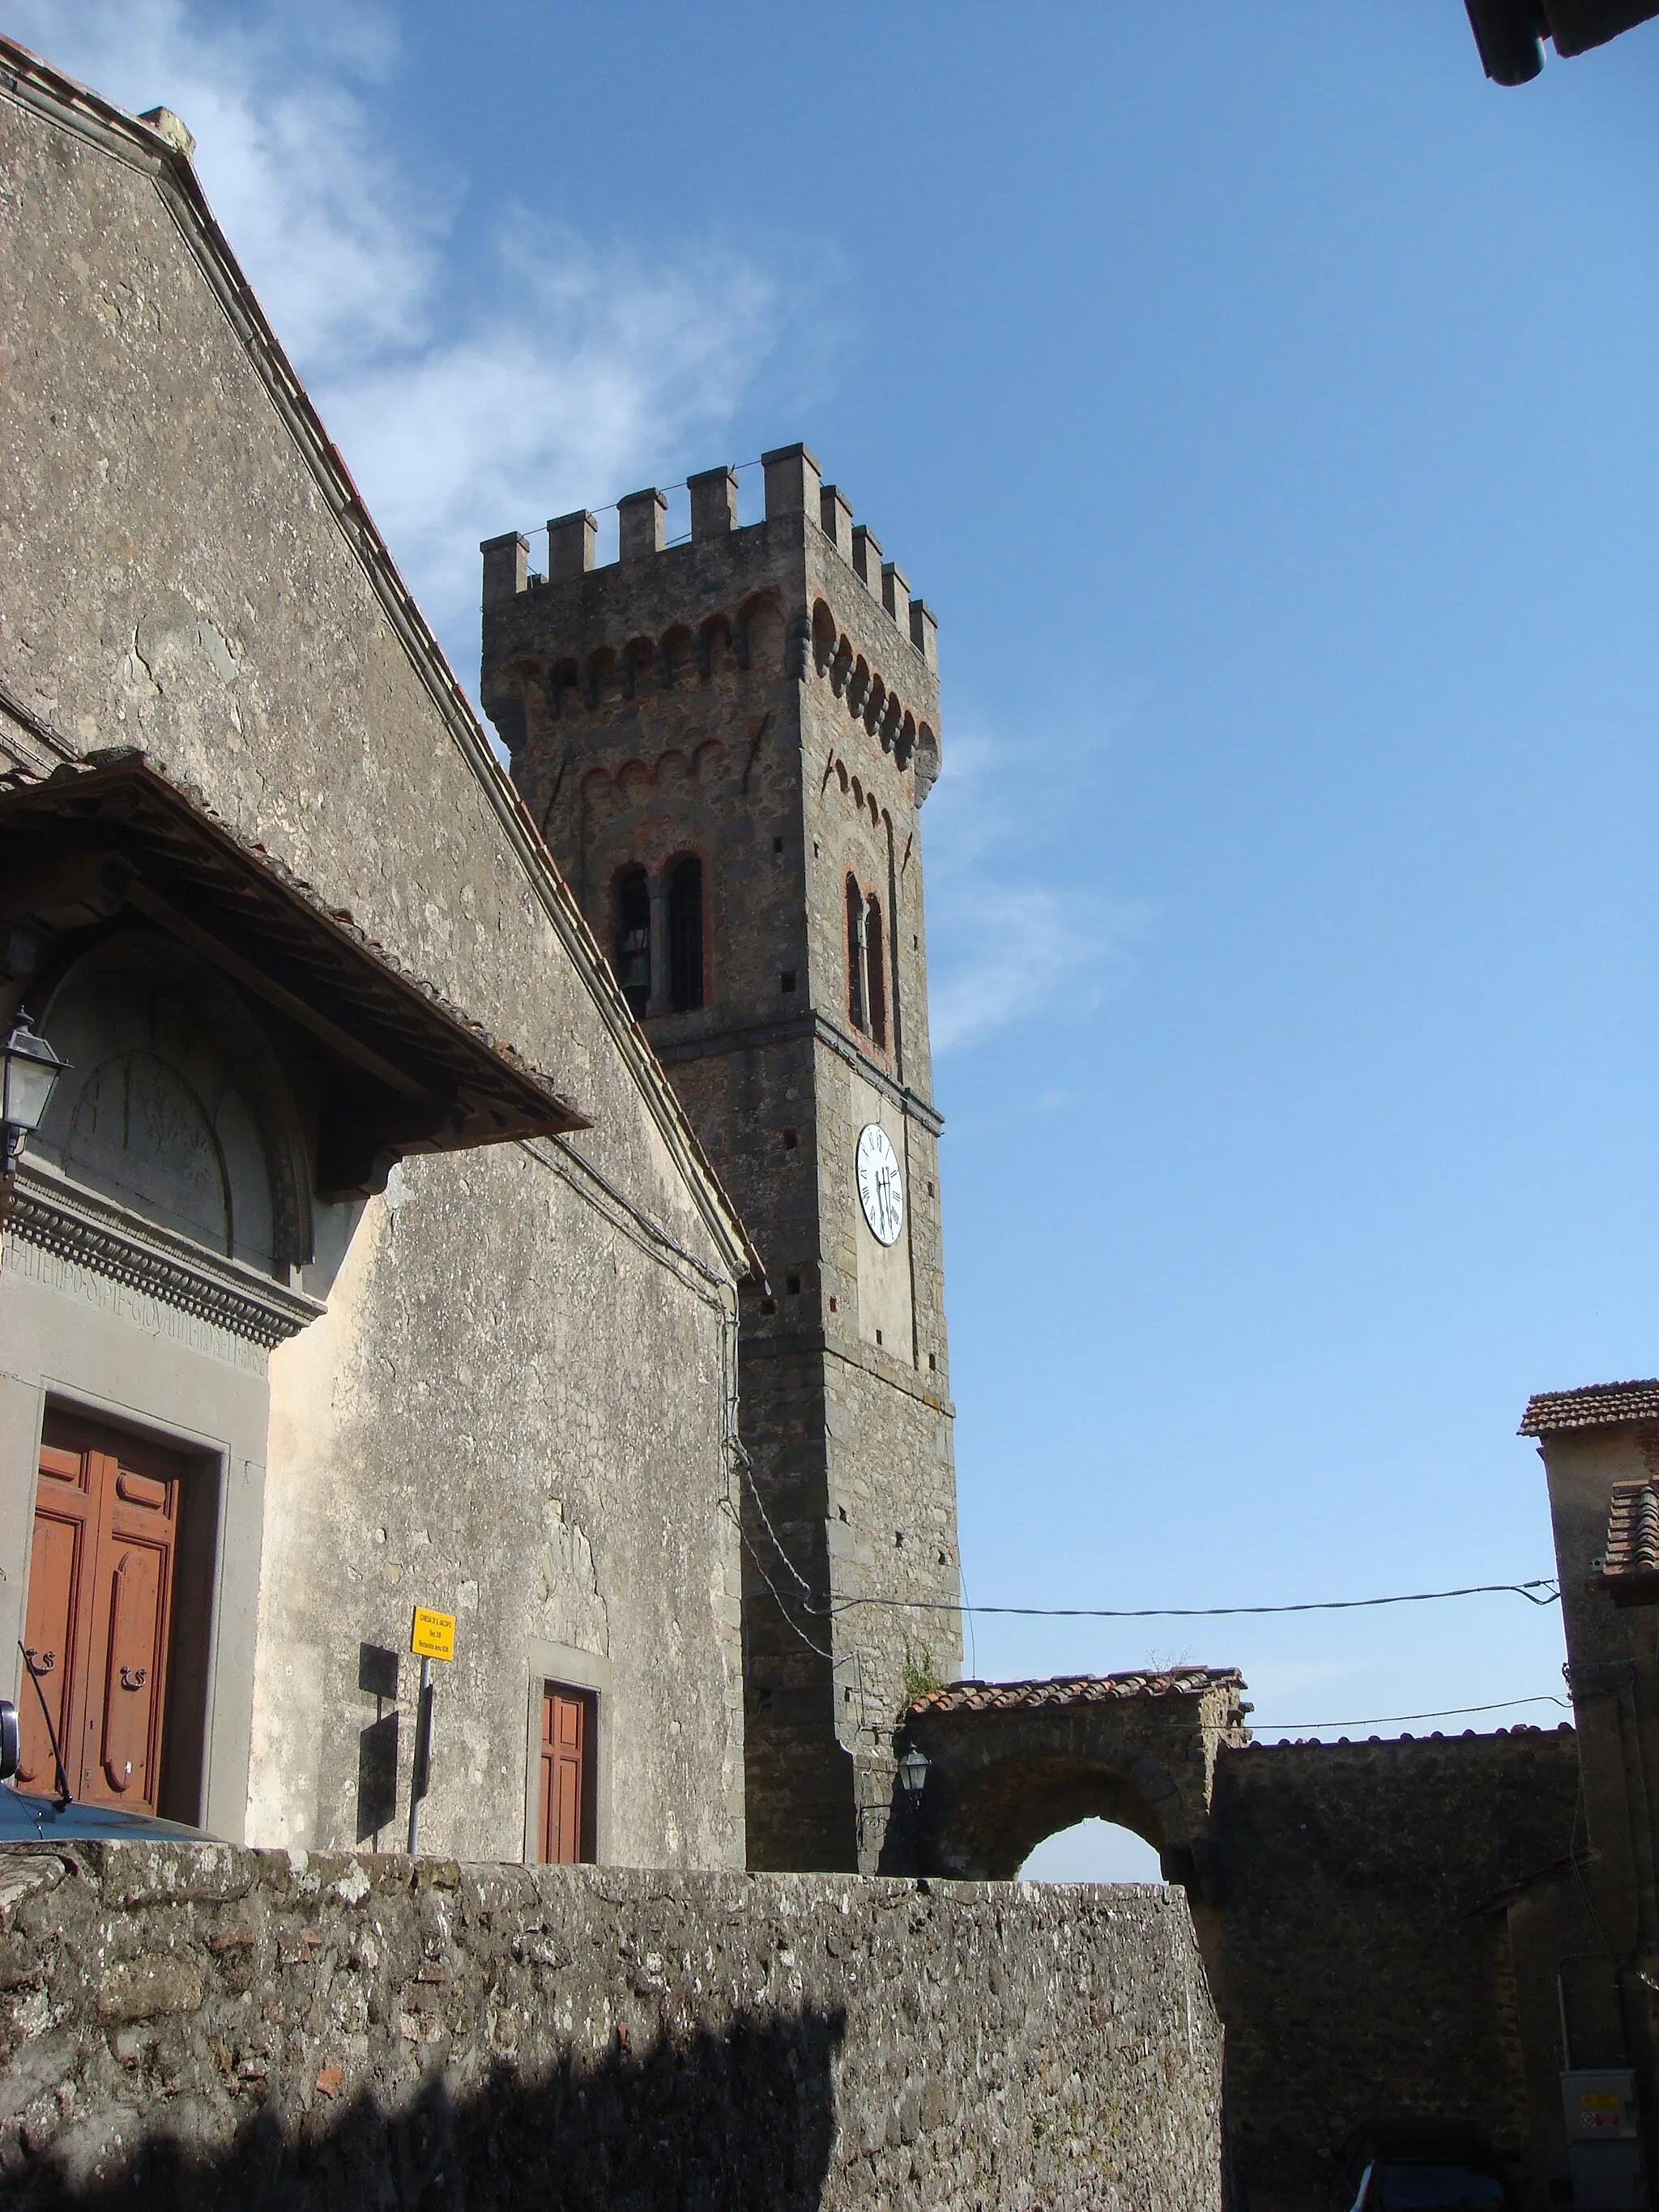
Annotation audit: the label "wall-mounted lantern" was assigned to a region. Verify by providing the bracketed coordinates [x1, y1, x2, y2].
[1, 1008, 66, 1181]
[898, 1742, 930, 1797]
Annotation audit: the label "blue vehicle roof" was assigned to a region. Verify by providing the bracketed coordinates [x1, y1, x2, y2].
[0, 1784, 217, 1844]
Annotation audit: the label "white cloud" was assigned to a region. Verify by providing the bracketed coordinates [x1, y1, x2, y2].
[11, 0, 798, 675]
[322, 220, 784, 659]
[923, 722, 1149, 1055]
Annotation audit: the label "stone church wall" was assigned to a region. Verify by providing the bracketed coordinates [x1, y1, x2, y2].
[0, 1842, 1222, 2210]
[1210, 1728, 1582, 2212]
[0, 52, 747, 1869]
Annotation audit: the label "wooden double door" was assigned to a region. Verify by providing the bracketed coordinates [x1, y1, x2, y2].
[19, 1412, 186, 1811]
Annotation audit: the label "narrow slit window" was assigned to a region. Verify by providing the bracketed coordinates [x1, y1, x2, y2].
[864, 893, 887, 1049]
[846, 874, 868, 1034]
[668, 855, 704, 1012]
[613, 867, 651, 1019]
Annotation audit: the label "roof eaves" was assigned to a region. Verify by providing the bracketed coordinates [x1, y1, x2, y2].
[1520, 1380, 1659, 1436]
[906, 1667, 1246, 1719]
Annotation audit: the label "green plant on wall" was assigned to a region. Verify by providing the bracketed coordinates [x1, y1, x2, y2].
[901, 1639, 944, 1711]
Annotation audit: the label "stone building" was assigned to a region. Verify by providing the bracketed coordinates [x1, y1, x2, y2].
[0, 38, 759, 1873]
[480, 452, 960, 1872]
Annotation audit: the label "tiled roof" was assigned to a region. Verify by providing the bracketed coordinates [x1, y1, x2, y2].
[1591, 1479, 1659, 1606]
[1520, 1381, 1659, 1436]
[906, 1666, 1245, 1718]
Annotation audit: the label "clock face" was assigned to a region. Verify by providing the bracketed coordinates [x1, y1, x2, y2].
[855, 1123, 905, 1247]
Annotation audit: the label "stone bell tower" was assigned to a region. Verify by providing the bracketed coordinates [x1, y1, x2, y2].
[480, 444, 958, 1872]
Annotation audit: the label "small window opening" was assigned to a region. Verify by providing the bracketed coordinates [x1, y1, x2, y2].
[828, 1296, 838, 1313]
[893, 1530, 903, 1548]
[781, 970, 796, 993]
[846, 875, 867, 1033]
[912, 933, 919, 949]
[926, 1180, 934, 1197]
[613, 867, 651, 1018]
[787, 1274, 801, 1295]
[875, 1328, 884, 1345]
[772, 836, 784, 854]
[928, 1353, 937, 1371]
[668, 855, 704, 1012]
[864, 893, 887, 1049]
[838, 1505, 848, 1522]
[937, 1549, 948, 1565]
[783, 1128, 799, 1149]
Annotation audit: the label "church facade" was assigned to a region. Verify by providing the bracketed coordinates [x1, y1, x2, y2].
[0, 40, 759, 1873]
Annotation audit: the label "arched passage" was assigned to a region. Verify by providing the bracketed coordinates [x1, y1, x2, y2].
[1020, 1819, 1165, 1883]
[891, 1668, 1249, 1899]
[936, 1750, 1177, 1880]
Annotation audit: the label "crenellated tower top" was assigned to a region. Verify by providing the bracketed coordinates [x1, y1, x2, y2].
[480, 441, 940, 805]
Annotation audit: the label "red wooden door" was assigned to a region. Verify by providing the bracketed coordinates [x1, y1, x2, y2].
[19, 1413, 181, 1811]
[539, 1684, 591, 1864]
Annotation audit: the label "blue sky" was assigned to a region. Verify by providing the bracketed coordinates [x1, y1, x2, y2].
[22, 1, 1659, 1878]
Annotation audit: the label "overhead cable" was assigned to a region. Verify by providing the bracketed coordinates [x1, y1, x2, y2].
[812, 1579, 1560, 1622]
[1255, 1691, 1573, 1732]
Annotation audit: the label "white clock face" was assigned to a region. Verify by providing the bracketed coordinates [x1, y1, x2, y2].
[856, 1123, 905, 1247]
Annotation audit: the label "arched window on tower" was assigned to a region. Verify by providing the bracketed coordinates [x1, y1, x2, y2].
[614, 867, 651, 1018]
[668, 855, 705, 1012]
[864, 893, 887, 1050]
[846, 875, 867, 1034]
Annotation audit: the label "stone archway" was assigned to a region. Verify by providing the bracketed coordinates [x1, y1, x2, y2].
[891, 1668, 1250, 1906]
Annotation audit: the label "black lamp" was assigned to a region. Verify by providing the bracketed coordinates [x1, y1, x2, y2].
[1, 1008, 67, 1178]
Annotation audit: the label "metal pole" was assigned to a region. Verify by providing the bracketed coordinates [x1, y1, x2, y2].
[406, 1655, 432, 1855]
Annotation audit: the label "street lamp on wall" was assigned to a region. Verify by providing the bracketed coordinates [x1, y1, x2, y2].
[1, 1008, 67, 1183]
[898, 1742, 930, 1798]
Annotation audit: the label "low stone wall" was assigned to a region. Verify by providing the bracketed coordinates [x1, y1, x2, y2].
[0, 1842, 1222, 2209]
[1211, 1728, 1581, 2212]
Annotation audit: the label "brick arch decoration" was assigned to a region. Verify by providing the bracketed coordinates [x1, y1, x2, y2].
[486, 588, 935, 800]
[892, 1668, 1250, 1898]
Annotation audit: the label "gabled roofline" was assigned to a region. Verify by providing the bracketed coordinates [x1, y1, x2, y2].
[0, 36, 764, 1290]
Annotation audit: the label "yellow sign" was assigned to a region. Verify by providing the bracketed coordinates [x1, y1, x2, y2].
[410, 1607, 456, 1662]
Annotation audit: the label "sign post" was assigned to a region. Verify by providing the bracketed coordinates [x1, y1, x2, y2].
[406, 1607, 456, 1855]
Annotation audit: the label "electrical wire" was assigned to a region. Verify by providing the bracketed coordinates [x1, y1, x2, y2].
[1255, 1692, 1572, 1732]
[720, 1494, 834, 1662]
[810, 1578, 1559, 1622]
[736, 1439, 812, 1594]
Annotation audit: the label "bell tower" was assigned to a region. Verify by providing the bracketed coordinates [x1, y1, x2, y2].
[480, 444, 957, 1872]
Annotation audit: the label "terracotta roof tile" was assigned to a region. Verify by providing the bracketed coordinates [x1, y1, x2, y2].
[906, 1666, 1244, 1718]
[1520, 1380, 1659, 1436]
[1592, 1479, 1659, 1606]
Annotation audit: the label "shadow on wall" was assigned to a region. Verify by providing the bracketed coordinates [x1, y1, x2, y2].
[11, 2010, 846, 2212]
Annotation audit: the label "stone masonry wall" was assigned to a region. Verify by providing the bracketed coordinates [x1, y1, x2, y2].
[488, 465, 959, 1873]
[1210, 1727, 1583, 2212]
[0, 1842, 1222, 2210]
[0, 50, 748, 1872]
